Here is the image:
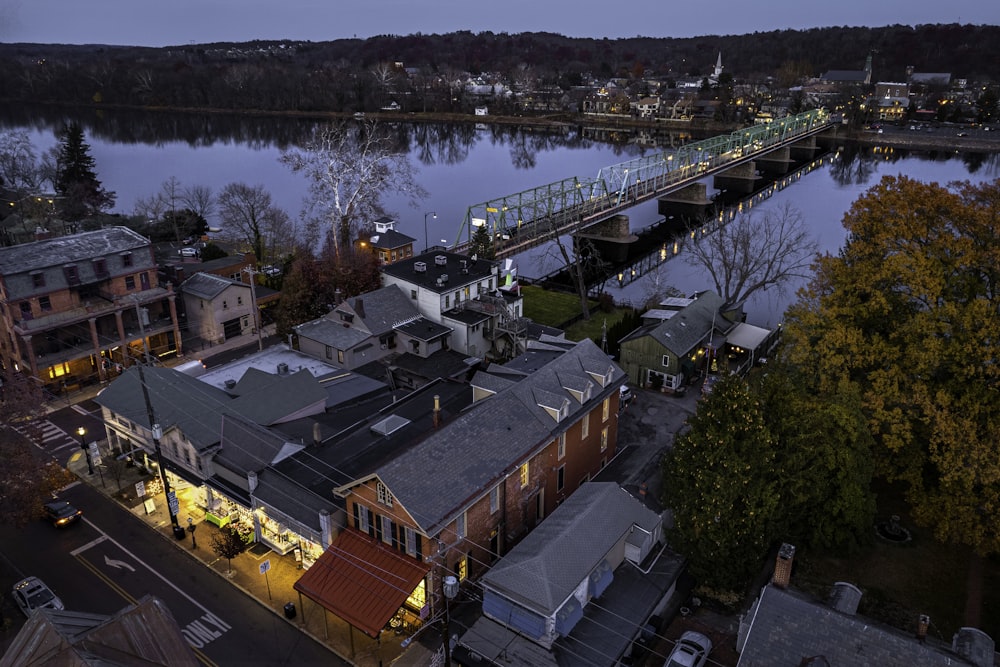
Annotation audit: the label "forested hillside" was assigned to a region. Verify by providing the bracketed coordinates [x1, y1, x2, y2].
[0, 24, 996, 114]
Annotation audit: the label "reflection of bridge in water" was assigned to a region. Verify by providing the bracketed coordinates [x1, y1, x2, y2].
[452, 109, 834, 259]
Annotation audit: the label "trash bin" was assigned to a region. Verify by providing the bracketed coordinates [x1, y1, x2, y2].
[283, 602, 296, 619]
[173, 526, 187, 540]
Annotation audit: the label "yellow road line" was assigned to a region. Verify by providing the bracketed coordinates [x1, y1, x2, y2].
[74, 554, 219, 667]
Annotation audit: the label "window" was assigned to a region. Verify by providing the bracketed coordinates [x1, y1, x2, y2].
[490, 485, 500, 514]
[445, 295, 450, 309]
[601, 427, 608, 452]
[602, 397, 610, 421]
[237, 296, 243, 305]
[121, 253, 133, 268]
[410, 289, 417, 300]
[337, 349, 345, 363]
[93, 258, 107, 277]
[377, 481, 394, 507]
[325, 345, 333, 360]
[456, 511, 467, 539]
[355, 503, 372, 533]
[519, 462, 529, 488]
[19, 301, 31, 318]
[222, 300, 228, 309]
[581, 414, 590, 439]
[380, 515, 393, 545]
[557, 465, 565, 492]
[557, 433, 566, 460]
[405, 527, 418, 557]
[39, 296, 51, 311]
[63, 265, 79, 285]
[125, 275, 136, 290]
[31, 272, 45, 288]
[456, 555, 468, 581]
[662, 355, 671, 369]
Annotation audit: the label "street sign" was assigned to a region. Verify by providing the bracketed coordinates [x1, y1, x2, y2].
[167, 491, 179, 515]
[89, 442, 102, 466]
[259, 559, 271, 575]
[135, 481, 145, 497]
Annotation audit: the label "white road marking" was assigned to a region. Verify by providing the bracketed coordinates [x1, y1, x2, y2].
[105, 554, 136, 572]
[71, 534, 108, 556]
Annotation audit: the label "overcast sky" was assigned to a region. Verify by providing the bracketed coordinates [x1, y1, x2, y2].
[2, 0, 997, 47]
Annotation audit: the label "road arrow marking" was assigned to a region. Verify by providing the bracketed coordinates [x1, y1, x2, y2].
[105, 554, 136, 572]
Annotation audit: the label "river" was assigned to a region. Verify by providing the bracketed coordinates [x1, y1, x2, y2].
[5, 110, 999, 327]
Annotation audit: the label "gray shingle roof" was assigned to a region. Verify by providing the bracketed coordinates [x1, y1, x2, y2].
[294, 318, 371, 350]
[0, 226, 150, 275]
[376, 338, 625, 535]
[621, 290, 734, 356]
[481, 483, 661, 615]
[340, 285, 420, 336]
[180, 272, 248, 299]
[738, 584, 983, 666]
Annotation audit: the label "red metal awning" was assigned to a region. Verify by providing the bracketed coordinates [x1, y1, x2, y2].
[294, 529, 431, 638]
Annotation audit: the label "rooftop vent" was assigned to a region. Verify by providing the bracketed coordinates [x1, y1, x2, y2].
[829, 582, 862, 616]
[435, 255, 448, 266]
[277, 362, 289, 374]
[224, 379, 237, 390]
[438, 273, 449, 284]
[414, 261, 427, 273]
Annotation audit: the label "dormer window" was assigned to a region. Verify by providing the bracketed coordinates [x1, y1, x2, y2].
[339, 312, 354, 323]
[63, 265, 79, 286]
[121, 252, 133, 268]
[92, 258, 108, 278]
[31, 271, 45, 288]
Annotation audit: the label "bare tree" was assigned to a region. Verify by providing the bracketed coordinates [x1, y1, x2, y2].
[542, 232, 609, 322]
[684, 202, 817, 307]
[181, 184, 214, 225]
[279, 120, 426, 256]
[371, 62, 396, 108]
[0, 130, 46, 193]
[215, 182, 290, 265]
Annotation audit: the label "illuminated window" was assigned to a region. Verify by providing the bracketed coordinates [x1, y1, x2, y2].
[601, 427, 608, 452]
[602, 397, 610, 421]
[404, 578, 426, 610]
[519, 462, 529, 488]
[456, 555, 468, 581]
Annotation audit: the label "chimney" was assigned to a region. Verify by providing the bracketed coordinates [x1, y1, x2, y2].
[433, 394, 441, 428]
[772, 543, 795, 589]
[355, 298, 366, 319]
[334, 288, 343, 305]
[247, 470, 258, 492]
[917, 615, 930, 644]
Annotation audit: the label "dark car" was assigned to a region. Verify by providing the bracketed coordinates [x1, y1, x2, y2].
[44, 500, 82, 527]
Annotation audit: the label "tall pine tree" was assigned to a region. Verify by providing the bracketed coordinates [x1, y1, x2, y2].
[54, 122, 115, 222]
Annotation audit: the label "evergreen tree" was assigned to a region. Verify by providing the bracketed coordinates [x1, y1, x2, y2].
[469, 223, 495, 260]
[54, 122, 115, 222]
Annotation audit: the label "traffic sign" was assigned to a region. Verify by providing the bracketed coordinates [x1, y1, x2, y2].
[259, 559, 271, 575]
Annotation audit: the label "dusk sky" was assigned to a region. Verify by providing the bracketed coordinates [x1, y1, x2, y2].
[2, 0, 998, 47]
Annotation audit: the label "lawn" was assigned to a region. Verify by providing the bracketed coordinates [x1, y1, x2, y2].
[520, 285, 597, 328]
[790, 481, 1000, 644]
[563, 307, 633, 343]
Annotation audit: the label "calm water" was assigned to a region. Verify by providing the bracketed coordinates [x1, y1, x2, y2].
[12, 117, 1000, 327]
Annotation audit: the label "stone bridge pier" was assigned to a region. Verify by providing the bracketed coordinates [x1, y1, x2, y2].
[713, 161, 759, 195]
[576, 214, 638, 263]
[657, 182, 712, 231]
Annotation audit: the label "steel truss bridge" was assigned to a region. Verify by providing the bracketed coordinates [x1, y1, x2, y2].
[452, 109, 831, 259]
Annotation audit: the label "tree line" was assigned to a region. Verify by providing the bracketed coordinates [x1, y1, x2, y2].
[0, 25, 997, 115]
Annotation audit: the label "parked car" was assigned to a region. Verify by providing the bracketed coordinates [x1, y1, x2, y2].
[619, 384, 633, 409]
[43, 500, 82, 527]
[179, 247, 198, 258]
[12, 577, 64, 616]
[664, 630, 713, 667]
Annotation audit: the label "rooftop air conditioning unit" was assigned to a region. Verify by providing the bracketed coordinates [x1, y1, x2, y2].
[414, 261, 427, 273]
[435, 255, 447, 266]
[224, 379, 237, 389]
[439, 273, 449, 283]
[277, 362, 289, 374]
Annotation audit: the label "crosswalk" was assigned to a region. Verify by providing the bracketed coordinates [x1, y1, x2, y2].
[14, 419, 81, 455]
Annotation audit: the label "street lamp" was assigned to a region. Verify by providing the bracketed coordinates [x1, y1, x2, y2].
[77, 426, 94, 475]
[187, 517, 198, 549]
[442, 575, 459, 667]
[424, 212, 437, 252]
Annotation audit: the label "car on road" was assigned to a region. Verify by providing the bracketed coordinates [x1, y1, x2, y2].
[664, 630, 713, 667]
[12, 577, 64, 616]
[43, 500, 82, 527]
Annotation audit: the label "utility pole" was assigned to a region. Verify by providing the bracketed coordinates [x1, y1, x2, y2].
[242, 266, 264, 351]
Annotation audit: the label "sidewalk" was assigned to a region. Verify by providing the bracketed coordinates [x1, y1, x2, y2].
[65, 449, 414, 667]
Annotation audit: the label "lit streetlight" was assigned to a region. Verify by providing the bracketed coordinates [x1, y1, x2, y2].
[187, 517, 198, 549]
[442, 575, 458, 667]
[77, 426, 94, 475]
[424, 212, 437, 252]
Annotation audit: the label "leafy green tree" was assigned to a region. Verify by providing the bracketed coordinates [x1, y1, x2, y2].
[211, 525, 246, 574]
[53, 122, 115, 222]
[663, 375, 780, 592]
[783, 175, 1000, 554]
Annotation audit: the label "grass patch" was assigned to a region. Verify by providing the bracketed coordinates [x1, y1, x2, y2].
[791, 481, 1000, 643]
[564, 307, 632, 342]
[521, 285, 597, 328]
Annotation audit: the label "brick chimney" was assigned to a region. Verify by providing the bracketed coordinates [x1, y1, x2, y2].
[917, 614, 930, 643]
[772, 543, 796, 589]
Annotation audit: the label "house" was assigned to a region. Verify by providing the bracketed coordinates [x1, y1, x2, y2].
[380, 250, 526, 359]
[873, 81, 910, 122]
[0, 226, 182, 392]
[737, 545, 994, 667]
[618, 291, 779, 392]
[179, 273, 258, 345]
[357, 217, 416, 265]
[294, 338, 626, 643]
[0, 595, 198, 667]
[294, 284, 456, 373]
[457, 482, 685, 666]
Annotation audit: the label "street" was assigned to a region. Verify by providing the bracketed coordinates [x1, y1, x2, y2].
[0, 454, 345, 665]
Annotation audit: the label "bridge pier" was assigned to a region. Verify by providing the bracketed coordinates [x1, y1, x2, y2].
[576, 214, 638, 263]
[755, 145, 795, 175]
[713, 161, 759, 195]
[789, 136, 819, 161]
[658, 183, 712, 231]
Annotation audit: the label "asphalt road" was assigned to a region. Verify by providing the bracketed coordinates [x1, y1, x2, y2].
[0, 461, 344, 665]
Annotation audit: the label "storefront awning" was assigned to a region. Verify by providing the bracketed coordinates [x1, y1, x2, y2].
[293, 529, 430, 638]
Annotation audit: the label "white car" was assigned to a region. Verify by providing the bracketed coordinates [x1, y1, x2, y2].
[664, 630, 712, 667]
[179, 247, 198, 258]
[12, 577, 64, 616]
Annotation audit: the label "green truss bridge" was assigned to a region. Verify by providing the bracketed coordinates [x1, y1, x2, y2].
[452, 109, 832, 259]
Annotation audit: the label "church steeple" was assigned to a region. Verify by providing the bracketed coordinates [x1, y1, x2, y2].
[714, 52, 724, 80]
